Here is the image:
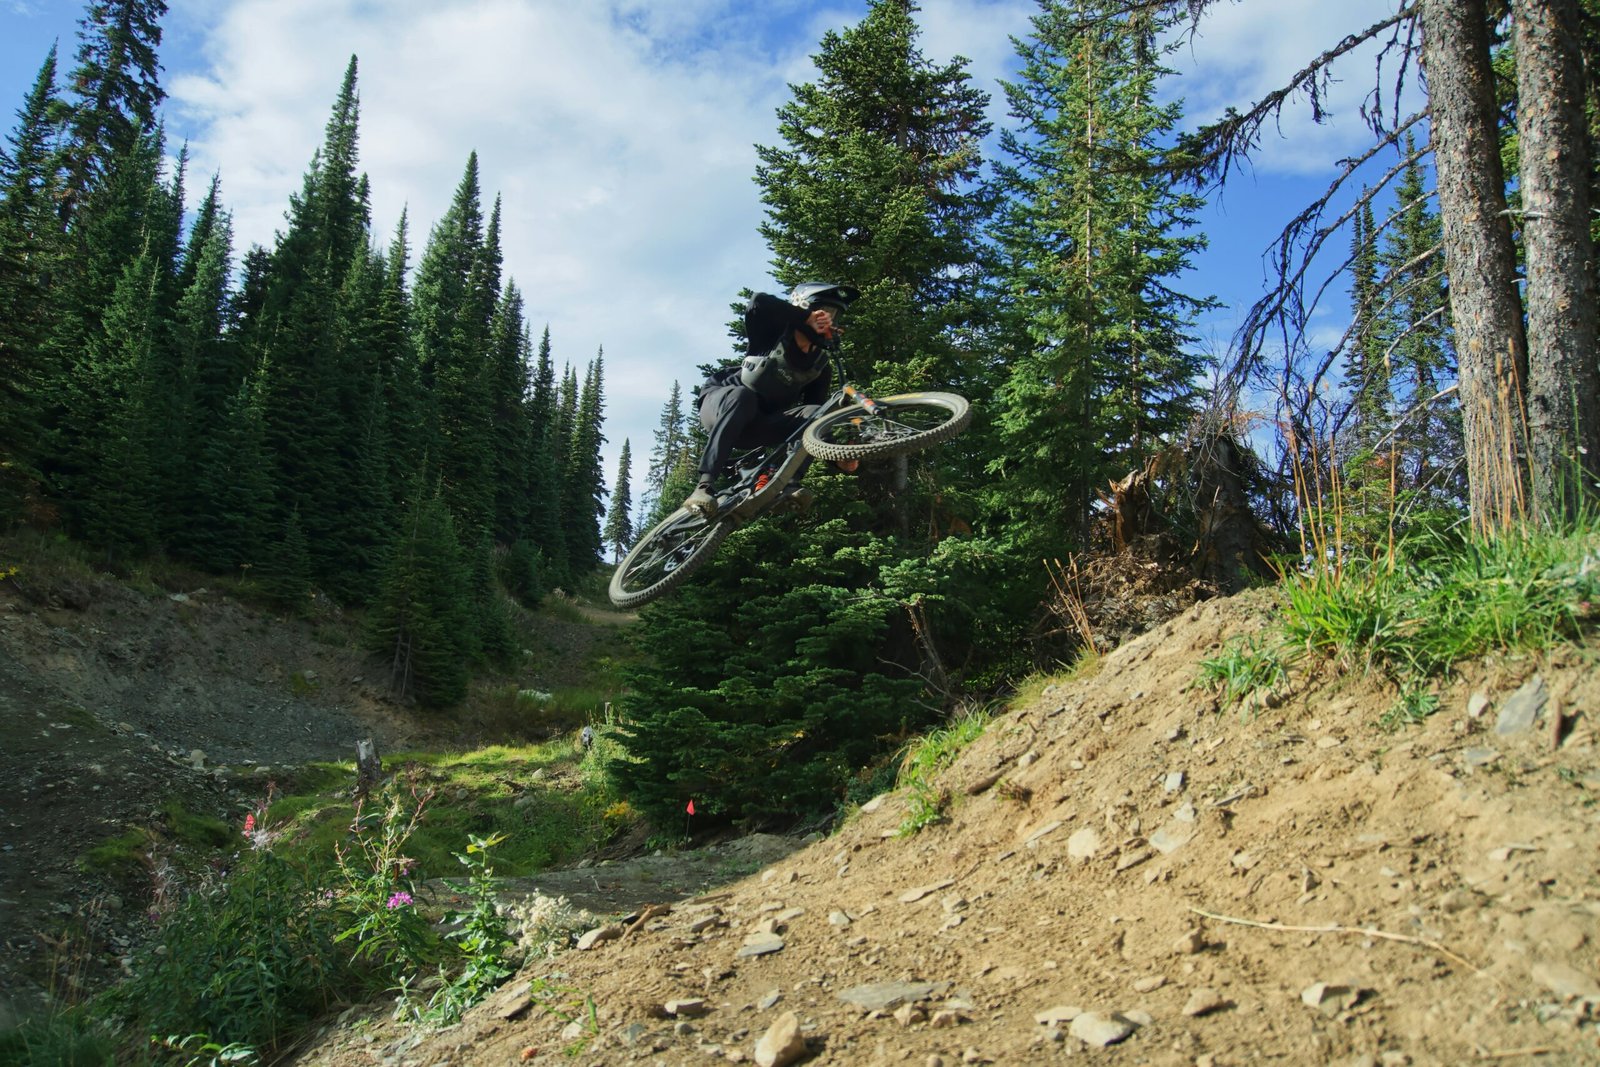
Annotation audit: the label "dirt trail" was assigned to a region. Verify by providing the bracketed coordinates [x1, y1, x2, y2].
[290, 591, 1600, 1067]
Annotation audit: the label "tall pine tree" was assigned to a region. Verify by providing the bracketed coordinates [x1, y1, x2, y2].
[60, 0, 167, 220]
[561, 351, 607, 575]
[251, 58, 372, 588]
[618, 0, 992, 828]
[755, 0, 992, 393]
[603, 439, 634, 562]
[0, 48, 69, 522]
[413, 153, 497, 537]
[1381, 134, 1461, 507]
[990, 0, 1213, 549]
[643, 380, 689, 517]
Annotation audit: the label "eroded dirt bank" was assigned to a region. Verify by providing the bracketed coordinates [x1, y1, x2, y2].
[287, 592, 1600, 1066]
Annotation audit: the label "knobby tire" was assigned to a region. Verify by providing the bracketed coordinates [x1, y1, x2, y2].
[608, 506, 732, 610]
[801, 391, 971, 462]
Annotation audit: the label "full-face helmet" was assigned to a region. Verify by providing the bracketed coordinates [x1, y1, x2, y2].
[787, 282, 860, 318]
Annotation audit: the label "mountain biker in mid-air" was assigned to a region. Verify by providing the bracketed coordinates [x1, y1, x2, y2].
[682, 282, 861, 520]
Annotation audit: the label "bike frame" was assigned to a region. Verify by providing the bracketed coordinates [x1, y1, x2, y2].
[711, 351, 875, 525]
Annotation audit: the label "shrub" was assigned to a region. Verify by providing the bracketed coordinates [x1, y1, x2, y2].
[114, 852, 346, 1054]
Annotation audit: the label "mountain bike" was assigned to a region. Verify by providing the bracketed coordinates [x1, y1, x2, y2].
[607, 362, 971, 610]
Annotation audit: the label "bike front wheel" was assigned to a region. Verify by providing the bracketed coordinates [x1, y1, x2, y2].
[608, 507, 731, 610]
[801, 391, 972, 462]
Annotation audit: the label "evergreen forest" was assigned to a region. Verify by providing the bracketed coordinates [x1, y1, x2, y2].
[5, 0, 1600, 831]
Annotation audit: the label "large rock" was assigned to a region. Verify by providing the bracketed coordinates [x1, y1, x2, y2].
[1069, 1011, 1136, 1047]
[1494, 676, 1547, 735]
[837, 980, 948, 1012]
[754, 1010, 807, 1067]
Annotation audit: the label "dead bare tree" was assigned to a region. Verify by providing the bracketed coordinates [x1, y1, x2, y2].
[1165, 0, 1600, 532]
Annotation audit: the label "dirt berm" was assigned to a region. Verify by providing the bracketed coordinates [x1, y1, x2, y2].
[291, 590, 1600, 1066]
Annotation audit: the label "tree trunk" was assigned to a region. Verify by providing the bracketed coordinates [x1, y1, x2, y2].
[355, 738, 383, 797]
[1514, 0, 1600, 522]
[1418, 0, 1531, 532]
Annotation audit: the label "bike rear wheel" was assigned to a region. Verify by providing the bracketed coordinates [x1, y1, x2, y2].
[801, 391, 971, 462]
[608, 507, 731, 609]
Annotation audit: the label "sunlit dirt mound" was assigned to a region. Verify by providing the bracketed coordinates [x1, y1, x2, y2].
[291, 590, 1600, 1066]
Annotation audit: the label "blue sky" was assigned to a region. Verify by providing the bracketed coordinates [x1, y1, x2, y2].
[3, 0, 1410, 505]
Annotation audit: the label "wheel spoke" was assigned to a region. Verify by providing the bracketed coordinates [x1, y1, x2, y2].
[617, 516, 715, 593]
[824, 409, 944, 445]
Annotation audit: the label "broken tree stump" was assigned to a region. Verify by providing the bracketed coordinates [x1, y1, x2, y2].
[355, 738, 383, 797]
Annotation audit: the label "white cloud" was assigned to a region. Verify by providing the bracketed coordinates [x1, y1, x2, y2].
[164, 0, 827, 497]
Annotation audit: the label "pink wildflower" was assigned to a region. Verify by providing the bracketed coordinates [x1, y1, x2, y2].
[243, 813, 256, 835]
[386, 891, 414, 909]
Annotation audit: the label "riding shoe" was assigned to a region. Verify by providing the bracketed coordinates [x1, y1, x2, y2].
[683, 486, 718, 520]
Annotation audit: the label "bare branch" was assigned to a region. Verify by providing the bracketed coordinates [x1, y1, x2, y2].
[1171, 4, 1419, 186]
[1228, 112, 1429, 390]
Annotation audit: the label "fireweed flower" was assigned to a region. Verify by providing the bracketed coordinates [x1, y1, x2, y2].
[386, 891, 414, 909]
[243, 813, 256, 835]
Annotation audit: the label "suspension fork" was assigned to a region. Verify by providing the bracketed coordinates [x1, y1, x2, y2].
[842, 384, 884, 417]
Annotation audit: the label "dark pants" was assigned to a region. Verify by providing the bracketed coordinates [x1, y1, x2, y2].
[697, 385, 818, 481]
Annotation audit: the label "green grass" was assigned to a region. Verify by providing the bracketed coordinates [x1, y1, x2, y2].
[1195, 634, 1291, 711]
[1379, 681, 1440, 731]
[1216, 517, 1600, 728]
[81, 827, 153, 883]
[81, 800, 248, 887]
[1283, 521, 1600, 679]
[259, 736, 618, 880]
[894, 706, 992, 836]
[163, 799, 235, 850]
[0, 1007, 122, 1067]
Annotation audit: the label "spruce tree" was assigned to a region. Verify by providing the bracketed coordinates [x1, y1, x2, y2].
[1343, 198, 1392, 449]
[1338, 198, 1397, 546]
[510, 326, 562, 600]
[366, 484, 473, 707]
[488, 280, 533, 544]
[191, 376, 273, 572]
[467, 532, 515, 668]
[260, 508, 314, 612]
[561, 352, 607, 575]
[754, 0, 993, 393]
[168, 179, 240, 562]
[0, 48, 69, 522]
[618, 0, 991, 828]
[46, 122, 177, 550]
[373, 212, 426, 510]
[612, 490, 925, 826]
[321, 244, 399, 598]
[643, 380, 689, 518]
[251, 60, 371, 589]
[413, 153, 496, 535]
[990, 0, 1213, 549]
[73, 249, 160, 559]
[603, 439, 634, 561]
[1381, 134, 1460, 506]
[61, 0, 168, 219]
[140, 147, 198, 547]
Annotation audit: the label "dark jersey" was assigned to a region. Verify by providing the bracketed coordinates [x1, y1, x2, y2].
[705, 293, 831, 411]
